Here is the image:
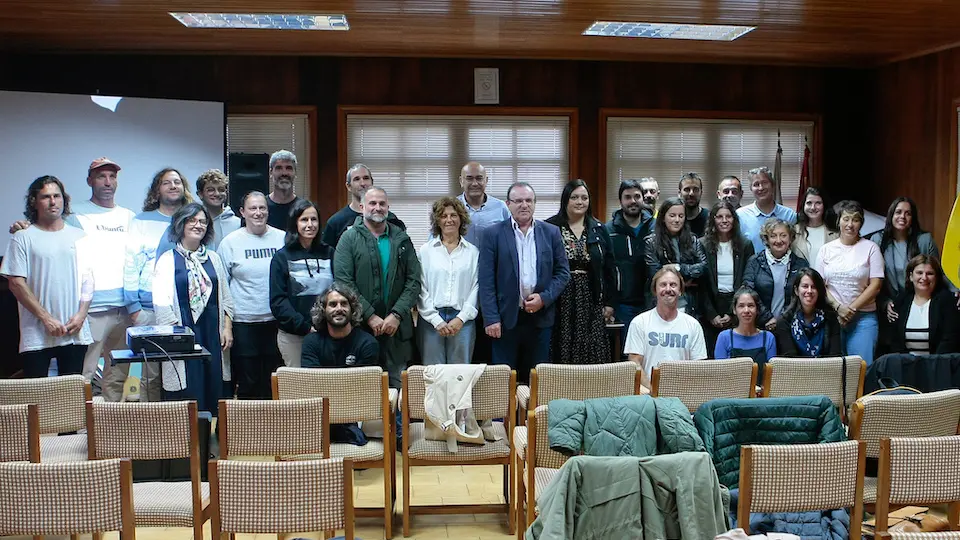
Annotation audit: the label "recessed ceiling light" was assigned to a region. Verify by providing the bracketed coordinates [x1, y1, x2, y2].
[583, 21, 754, 41]
[169, 13, 349, 31]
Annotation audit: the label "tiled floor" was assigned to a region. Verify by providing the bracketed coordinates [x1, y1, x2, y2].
[6, 456, 517, 540]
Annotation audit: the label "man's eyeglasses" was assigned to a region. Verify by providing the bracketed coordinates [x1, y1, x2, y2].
[508, 198, 535, 205]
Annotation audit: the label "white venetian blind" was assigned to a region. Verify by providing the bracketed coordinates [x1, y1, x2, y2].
[347, 114, 569, 247]
[605, 118, 813, 219]
[226, 114, 311, 198]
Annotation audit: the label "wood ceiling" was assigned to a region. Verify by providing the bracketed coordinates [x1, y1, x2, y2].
[2, 1, 960, 66]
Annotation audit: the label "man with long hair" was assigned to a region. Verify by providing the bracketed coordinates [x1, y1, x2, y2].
[122, 167, 192, 400]
[2, 176, 94, 378]
[301, 282, 379, 368]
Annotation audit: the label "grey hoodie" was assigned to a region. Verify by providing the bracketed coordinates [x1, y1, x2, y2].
[209, 206, 241, 251]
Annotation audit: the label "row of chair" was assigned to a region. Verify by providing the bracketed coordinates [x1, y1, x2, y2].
[517, 356, 867, 425]
[738, 435, 960, 538]
[1, 399, 356, 539]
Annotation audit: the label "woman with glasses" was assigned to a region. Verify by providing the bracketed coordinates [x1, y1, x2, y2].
[153, 202, 235, 415]
[545, 180, 616, 364]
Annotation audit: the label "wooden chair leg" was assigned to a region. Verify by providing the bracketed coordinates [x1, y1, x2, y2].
[193, 522, 204, 540]
[403, 456, 411, 537]
[516, 457, 526, 540]
[384, 458, 393, 539]
[506, 462, 515, 535]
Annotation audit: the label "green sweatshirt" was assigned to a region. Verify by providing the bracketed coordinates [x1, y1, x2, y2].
[526, 453, 728, 540]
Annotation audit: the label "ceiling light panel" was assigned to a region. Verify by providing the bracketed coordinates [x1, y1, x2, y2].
[583, 21, 755, 41]
[170, 13, 350, 31]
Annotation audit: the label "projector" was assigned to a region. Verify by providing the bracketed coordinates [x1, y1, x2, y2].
[126, 326, 197, 354]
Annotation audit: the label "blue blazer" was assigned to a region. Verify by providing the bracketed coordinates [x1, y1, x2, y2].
[478, 219, 571, 330]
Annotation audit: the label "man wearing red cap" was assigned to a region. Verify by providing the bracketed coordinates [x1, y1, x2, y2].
[70, 158, 138, 400]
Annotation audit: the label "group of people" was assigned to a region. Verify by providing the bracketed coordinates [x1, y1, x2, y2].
[3, 153, 958, 417]
[619, 171, 959, 386]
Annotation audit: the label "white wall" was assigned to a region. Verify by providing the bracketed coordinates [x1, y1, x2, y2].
[0, 90, 224, 252]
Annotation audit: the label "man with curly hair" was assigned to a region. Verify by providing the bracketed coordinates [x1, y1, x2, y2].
[195, 168, 240, 250]
[300, 282, 379, 369]
[2, 176, 94, 378]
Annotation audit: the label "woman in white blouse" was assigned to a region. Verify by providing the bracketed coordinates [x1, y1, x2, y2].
[792, 187, 839, 269]
[417, 197, 479, 364]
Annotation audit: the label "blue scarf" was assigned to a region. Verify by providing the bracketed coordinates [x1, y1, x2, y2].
[791, 309, 826, 356]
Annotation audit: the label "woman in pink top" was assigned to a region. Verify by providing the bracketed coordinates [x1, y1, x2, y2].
[815, 200, 885, 364]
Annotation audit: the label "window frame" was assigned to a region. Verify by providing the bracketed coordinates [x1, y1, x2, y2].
[598, 108, 822, 221]
[227, 105, 319, 203]
[337, 106, 580, 210]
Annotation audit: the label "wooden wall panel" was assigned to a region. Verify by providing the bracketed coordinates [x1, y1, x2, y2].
[871, 48, 960, 246]
[0, 53, 870, 225]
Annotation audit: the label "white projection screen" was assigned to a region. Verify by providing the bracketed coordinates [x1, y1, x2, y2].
[0, 90, 225, 252]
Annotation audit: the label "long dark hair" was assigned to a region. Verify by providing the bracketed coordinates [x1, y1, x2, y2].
[549, 179, 595, 227]
[904, 254, 947, 296]
[878, 197, 925, 259]
[285, 199, 322, 248]
[24, 175, 71, 223]
[702, 200, 744, 255]
[780, 267, 838, 322]
[652, 197, 696, 261]
[796, 187, 838, 239]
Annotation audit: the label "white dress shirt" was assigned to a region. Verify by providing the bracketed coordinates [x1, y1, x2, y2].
[417, 237, 480, 328]
[512, 218, 538, 306]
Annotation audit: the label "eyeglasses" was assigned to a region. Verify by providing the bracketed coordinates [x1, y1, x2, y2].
[508, 198, 535, 205]
[186, 217, 208, 227]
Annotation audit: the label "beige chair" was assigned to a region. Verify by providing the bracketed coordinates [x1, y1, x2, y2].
[652, 358, 757, 412]
[210, 457, 355, 540]
[218, 397, 329, 459]
[737, 440, 865, 538]
[0, 458, 135, 539]
[849, 389, 960, 506]
[874, 436, 960, 538]
[86, 400, 209, 540]
[761, 356, 865, 416]
[517, 362, 641, 426]
[0, 375, 91, 462]
[402, 364, 516, 537]
[0, 403, 40, 462]
[273, 366, 396, 539]
[514, 404, 569, 539]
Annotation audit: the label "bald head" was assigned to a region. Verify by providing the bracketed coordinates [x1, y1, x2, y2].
[460, 161, 488, 206]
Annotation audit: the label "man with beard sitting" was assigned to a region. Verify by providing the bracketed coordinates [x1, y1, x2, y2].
[301, 281, 379, 445]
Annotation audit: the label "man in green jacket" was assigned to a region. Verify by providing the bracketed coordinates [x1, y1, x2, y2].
[333, 187, 422, 388]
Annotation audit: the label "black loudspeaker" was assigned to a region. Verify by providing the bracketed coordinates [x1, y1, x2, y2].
[227, 152, 270, 212]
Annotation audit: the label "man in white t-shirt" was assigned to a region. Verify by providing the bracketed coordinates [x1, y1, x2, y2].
[624, 266, 707, 388]
[8, 158, 135, 395]
[2, 176, 94, 377]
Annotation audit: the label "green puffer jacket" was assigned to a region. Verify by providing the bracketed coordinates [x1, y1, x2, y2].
[332, 217, 422, 341]
[548, 395, 705, 457]
[693, 395, 846, 489]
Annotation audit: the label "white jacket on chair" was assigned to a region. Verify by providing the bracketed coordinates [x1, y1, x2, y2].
[423, 364, 496, 452]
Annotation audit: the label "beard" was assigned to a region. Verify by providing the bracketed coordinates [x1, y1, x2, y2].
[366, 213, 387, 223]
[622, 204, 641, 218]
[327, 313, 350, 328]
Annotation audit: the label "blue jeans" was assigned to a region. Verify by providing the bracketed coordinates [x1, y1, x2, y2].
[491, 311, 552, 384]
[615, 303, 645, 358]
[841, 311, 879, 366]
[418, 308, 476, 365]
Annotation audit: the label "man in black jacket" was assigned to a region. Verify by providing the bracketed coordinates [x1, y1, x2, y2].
[605, 179, 655, 349]
[321, 163, 406, 249]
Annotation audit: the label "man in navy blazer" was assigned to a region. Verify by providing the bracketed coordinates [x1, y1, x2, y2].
[478, 182, 570, 382]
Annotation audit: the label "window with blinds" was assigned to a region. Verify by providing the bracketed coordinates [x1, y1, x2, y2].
[605, 117, 813, 220]
[226, 114, 311, 199]
[346, 114, 570, 247]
